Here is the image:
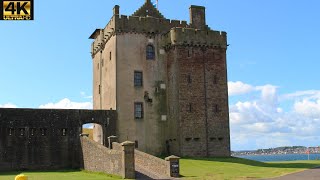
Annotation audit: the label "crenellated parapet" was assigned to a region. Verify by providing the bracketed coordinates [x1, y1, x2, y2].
[90, 14, 190, 57]
[160, 27, 227, 49]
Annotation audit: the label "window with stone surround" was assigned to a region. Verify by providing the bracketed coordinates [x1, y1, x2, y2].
[134, 102, 143, 119]
[146, 44, 155, 60]
[134, 71, 143, 87]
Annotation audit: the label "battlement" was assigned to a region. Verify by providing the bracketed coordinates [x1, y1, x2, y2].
[161, 27, 227, 48]
[91, 14, 190, 56]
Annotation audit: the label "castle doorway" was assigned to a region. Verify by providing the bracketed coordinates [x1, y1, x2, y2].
[81, 123, 94, 140]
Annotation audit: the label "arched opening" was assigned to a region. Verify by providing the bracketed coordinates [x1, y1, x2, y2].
[81, 123, 94, 140]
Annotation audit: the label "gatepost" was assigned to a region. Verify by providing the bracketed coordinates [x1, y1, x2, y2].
[121, 141, 135, 179]
[165, 155, 180, 177]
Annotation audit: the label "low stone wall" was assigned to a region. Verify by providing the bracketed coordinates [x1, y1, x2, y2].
[80, 137, 123, 176]
[135, 149, 168, 177]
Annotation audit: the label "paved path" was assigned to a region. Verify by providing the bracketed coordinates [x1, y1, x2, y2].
[263, 167, 320, 180]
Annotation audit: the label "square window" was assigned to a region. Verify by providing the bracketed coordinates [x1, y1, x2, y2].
[134, 71, 143, 87]
[134, 102, 143, 119]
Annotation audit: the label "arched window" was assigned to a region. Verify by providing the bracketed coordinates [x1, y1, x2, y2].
[146, 45, 155, 60]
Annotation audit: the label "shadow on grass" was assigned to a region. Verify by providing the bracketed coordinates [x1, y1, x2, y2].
[182, 157, 320, 169]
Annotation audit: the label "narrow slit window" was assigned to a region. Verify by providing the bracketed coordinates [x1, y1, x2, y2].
[19, 128, 25, 136]
[187, 74, 192, 84]
[30, 128, 36, 136]
[40, 128, 47, 136]
[62, 128, 67, 136]
[98, 85, 101, 94]
[109, 51, 112, 60]
[146, 45, 155, 60]
[188, 103, 192, 112]
[214, 104, 219, 113]
[9, 128, 14, 136]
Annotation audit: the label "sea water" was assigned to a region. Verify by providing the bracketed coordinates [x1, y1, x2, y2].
[236, 153, 320, 162]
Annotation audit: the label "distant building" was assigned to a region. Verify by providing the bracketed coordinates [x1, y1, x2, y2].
[90, 0, 230, 157]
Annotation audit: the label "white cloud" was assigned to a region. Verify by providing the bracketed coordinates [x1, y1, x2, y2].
[80, 91, 93, 99]
[0, 103, 18, 108]
[229, 81, 320, 150]
[39, 98, 92, 109]
[294, 99, 320, 119]
[228, 81, 254, 96]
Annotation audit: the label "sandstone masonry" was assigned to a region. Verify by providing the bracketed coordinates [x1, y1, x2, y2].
[90, 0, 230, 157]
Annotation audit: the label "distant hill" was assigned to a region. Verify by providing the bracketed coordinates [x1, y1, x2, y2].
[82, 128, 93, 140]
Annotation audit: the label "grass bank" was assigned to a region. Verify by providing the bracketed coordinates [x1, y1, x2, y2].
[1, 157, 320, 179]
[0, 170, 121, 180]
[180, 157, 320, 179]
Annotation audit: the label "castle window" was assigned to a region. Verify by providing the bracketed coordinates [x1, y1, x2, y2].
[134, 71, 143, 87]
[187, 74, 192, 84]
[146, 45, 155, 60]
[134, 102, 143, 119]
[188, 103, 192, 112]
[110, 51, 112, 60]
[30, 128, 36, 136]
[62, 128, 67, 136]
[19, 128, 25, 136]
[185, 137, 192, 141]
[97, 63, 99, 69]
[40, 128, 47, 136]
[214, 104, 219, 113]
[218, 137, 223, 141]
[8, 128, 14, 136]
[98, 85, 101, 94]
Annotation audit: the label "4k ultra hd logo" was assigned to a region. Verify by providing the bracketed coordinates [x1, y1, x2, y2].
[0, 0, 34, 20]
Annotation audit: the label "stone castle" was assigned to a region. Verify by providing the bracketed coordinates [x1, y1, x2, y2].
[0, 1, 230, 177]
[90, 0, 230, 157]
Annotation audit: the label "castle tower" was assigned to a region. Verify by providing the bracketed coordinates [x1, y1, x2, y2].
[89, 1, 230, 157]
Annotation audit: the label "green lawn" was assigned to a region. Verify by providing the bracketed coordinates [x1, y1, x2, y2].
[1, 157, 320, 180]
[0, 170, 121, 180]
[180, 157, 320, 179]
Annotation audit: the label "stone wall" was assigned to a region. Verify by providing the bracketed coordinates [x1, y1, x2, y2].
[80, 136, 122, 176]
[166, 45, 231, 157]
[134, 149, 168, 177]
[0, 108, 116, 171]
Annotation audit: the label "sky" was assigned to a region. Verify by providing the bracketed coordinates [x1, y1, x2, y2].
[0, 0, 320, 151]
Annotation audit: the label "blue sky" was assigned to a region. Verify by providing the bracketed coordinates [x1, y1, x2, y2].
[1, 0, 320, 151]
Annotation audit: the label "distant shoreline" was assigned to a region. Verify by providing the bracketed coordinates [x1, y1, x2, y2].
[232, 146, 320, 156]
